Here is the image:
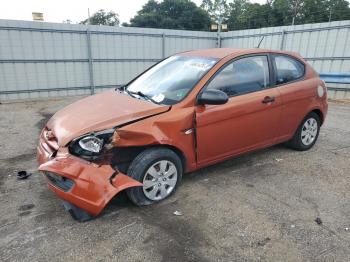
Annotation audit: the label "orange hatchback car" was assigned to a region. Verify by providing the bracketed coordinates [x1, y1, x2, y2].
[37, 48, 328, 221]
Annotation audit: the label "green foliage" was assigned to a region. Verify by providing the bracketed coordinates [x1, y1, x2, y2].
[201, 0, 230, 23]
[126, 0, 350, 31]
[225, 0, 350, 30]
[80, 9, 119, 26]
[125, 0, 211, 31]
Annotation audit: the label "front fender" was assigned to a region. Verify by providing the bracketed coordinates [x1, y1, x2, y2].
[113, 107, 197, 171]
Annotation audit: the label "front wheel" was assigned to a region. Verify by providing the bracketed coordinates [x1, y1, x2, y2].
[287, 112, 321, 151]
[126, 147, 182, 206]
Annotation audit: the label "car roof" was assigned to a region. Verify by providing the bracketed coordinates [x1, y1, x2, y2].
[179, 48, 301, 60]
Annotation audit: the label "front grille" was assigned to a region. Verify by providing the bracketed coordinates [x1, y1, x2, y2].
[45, 172, 74, 192]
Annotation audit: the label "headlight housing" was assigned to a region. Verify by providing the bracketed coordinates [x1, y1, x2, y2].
[78, 136, 103, 153]
[69, 129, 115, 160]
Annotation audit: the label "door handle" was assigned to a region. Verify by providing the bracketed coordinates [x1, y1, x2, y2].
[262, 96, 275, 104]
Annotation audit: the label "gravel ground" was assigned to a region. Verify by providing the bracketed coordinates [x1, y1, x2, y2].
[0, 97, 350, 262]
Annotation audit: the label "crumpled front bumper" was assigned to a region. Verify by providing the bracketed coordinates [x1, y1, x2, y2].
[37, 143, 142, 218]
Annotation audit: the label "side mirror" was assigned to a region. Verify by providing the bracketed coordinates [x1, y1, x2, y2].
[197, 89, 228, 105]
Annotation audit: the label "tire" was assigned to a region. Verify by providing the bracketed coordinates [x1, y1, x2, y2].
[126, 147, 183, 206]
[287, 112, 321, 151]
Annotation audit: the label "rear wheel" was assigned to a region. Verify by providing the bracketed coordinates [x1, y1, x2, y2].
[126, 147, 182, 206]
[287, 112, 321, 151]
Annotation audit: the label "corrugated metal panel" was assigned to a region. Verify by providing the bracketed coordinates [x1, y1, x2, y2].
[0, 19, 217, 101]
[221, 20, 350, 99]
[1, 19, 350, 101]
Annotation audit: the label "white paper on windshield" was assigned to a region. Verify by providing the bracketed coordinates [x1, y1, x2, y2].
[152, 93, 165, 103]
[188, 62, 212, 71]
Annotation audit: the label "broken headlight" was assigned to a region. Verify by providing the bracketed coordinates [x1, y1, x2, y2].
[69, 129, 115, 159]
[78, 136, 103, 153]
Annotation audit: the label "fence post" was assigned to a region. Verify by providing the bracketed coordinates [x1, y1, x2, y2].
[86, 27, 95, 95]
[280, 30, 286, 50]
[162, 33, 166, 58]
[217, 28, 222, 48]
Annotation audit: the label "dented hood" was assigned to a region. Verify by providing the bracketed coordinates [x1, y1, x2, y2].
[47, 90, 170, 146]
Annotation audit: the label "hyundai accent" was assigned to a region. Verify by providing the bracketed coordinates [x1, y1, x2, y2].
[37, 48, 328, 221]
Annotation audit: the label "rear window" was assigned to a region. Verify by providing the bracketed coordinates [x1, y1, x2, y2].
[274, 55, 305, 85]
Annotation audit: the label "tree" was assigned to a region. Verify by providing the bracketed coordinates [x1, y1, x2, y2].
[201, 0, 229, 24]
[227, 1, 275, 30]
[226, 0, 350, 30]
[125, 0, 165, 28]
[226, 0, 249, 30]
[125, 0, 211, 31]
[271, 0, 293, 26]
[80, 9, 119, 26]
[244, 3, 273, 28]
[329, 0, 350, 21]
[298, 0, 329, 24]
[281, 0, 350, 25]
[125, 0, 350, 31]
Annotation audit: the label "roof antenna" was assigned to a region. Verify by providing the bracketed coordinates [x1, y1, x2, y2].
[256, 36, 265, 48]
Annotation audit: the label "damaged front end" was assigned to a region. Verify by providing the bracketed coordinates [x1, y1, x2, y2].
[37, 127, 142, 221]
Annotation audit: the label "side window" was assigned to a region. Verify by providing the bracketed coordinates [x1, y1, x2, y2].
[206, 56, 270, 97]
[274, 55, 305, 85]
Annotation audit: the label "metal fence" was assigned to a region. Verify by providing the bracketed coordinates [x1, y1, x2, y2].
[0, 19, 350, 101]
[221, 20, 350, 100]
[0, 19, 216, 101]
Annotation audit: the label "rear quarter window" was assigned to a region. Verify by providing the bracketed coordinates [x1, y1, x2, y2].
[274, 55, 305, 85]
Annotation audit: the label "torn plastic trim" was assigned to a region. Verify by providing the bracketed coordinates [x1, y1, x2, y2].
[62, 200, 94, 222]
[109, 171, 118, 185]
[38, 154, 142, 217]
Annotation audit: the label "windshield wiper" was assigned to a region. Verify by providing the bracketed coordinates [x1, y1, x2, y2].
[118, 85, 159, 104]
[128, 90, 159, 104]
[124, 88, 137, 98]
[117, 85, 137, 99]
[115, 85, 124, 91]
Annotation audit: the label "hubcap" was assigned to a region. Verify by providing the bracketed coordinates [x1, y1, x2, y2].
[301, 117, 318, 146]
[142, 160, 178, 201]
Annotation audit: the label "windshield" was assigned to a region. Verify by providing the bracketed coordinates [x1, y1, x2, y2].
[126, 55, 218, 105]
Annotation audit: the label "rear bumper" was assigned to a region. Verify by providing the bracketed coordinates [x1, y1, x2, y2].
[37, 143, 142, 217]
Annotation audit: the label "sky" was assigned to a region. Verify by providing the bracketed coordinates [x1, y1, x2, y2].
[0, 0, 266, 24]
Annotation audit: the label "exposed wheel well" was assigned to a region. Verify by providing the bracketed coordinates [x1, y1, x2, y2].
[110, 144, 186, 174]
[311, 109, 324, 125]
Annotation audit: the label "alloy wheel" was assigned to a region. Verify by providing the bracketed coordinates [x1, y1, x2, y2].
[301, 117, 318, 146]
[142, 160, 178, 201]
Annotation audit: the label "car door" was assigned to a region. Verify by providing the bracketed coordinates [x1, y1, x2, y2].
[195, 54, 282, 167]
[271, 54, 313, 142]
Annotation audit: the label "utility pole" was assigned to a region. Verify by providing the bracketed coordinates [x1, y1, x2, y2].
[209, 0, 227, 48]
[88, 8, 91, 25]
[217, 15, 222, 48]
[216, 0, 225, 48]
[86, 8, 95, 95]
[291, 0, 301, 26]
